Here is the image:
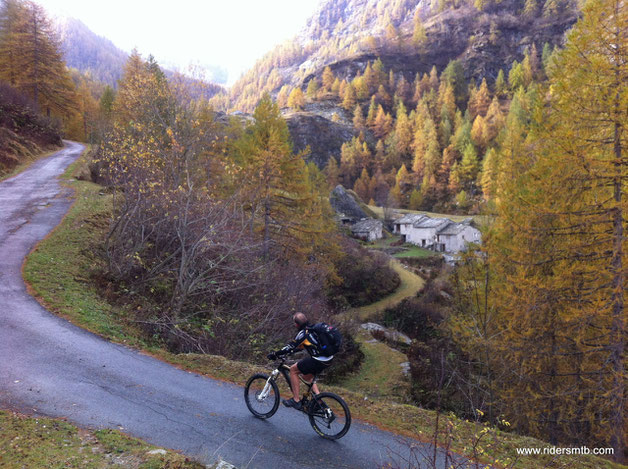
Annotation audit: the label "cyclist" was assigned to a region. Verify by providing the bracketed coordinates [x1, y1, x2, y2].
[267, 312, 334, 411]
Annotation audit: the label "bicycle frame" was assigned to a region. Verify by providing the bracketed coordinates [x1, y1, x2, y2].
[262, 358, 317, 402]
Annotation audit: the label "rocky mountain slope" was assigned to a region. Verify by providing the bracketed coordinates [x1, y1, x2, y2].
[216, 0, 579, 169]
[227, 0, 578, 109]
[56, 16, 225, 98]
[56, 17, 128, 87]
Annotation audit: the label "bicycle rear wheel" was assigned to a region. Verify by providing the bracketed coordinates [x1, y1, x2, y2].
[244, 373, 280, 419]
[307, 392, 351, 440]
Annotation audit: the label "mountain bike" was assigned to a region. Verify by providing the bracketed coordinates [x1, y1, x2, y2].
[244, 356, 351, 440]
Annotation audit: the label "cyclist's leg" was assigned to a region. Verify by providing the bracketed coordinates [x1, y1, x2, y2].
[288, 362, 301, 401]
[300, 373, 320, 394]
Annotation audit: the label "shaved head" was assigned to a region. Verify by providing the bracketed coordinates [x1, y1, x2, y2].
[293, 312, 308, 327]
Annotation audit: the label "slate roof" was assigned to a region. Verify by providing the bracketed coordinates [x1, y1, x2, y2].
[351, 218, 383, 233]
[412, 216, 450, 229]
[438, 221, 468, 236]
[394, 213, 426, 225]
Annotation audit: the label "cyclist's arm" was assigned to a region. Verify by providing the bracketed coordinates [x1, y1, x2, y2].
[276, 330, 307, 356]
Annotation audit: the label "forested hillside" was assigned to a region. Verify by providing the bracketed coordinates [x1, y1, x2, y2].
[216, 0, 578, 112]
[208, 0, 580, 214]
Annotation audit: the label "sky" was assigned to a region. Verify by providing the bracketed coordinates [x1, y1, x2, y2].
[37, 0, 321, 85]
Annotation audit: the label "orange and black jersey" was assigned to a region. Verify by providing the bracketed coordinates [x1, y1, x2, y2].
[278, 324, 333, 362]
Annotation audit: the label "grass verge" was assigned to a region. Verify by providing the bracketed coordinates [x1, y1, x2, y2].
[21, 150, 625, 469]
[0, 410, 206, 469]
[393, 245, 438, 259]
[338, 329, 410, 401]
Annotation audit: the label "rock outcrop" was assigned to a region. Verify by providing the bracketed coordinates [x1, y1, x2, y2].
[361, 322, 413, 347]
[285, 108, 358, 168]
[329, 185, 368, 221]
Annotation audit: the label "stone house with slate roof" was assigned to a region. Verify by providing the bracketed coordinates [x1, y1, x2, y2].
[393, 214, 481, 253]
[351, 218, 383, 242]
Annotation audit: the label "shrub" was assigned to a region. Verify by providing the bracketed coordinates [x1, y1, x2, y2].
[328, 237, 400, 308]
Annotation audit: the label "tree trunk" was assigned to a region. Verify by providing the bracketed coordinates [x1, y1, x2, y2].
[609, 118, 625, 463]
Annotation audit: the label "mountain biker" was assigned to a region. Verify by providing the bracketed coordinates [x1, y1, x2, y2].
[267, 312, 334, 411]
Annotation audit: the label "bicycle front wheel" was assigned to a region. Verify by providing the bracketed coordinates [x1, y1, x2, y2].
[308, 392, 351, 440]
[244, 373, 280, 419]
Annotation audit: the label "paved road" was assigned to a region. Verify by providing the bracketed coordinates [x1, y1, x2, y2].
[0, 143, 455, 468]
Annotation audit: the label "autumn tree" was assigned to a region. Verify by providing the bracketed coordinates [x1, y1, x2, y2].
[0, 0, 75, 117]
[494, 69, 507, 97]
[322, 66, 335, 91]
[413, 11, 428, 50]
[236, 94, 332, 260]
[306, 77, 319, 99]
[342, 82, 357, 111]
[287, 87, 305, 110]
[488, 0, 627, 459]
[392, 101, 413, 158]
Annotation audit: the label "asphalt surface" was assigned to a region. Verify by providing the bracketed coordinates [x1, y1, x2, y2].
[0, 142, 458, 468]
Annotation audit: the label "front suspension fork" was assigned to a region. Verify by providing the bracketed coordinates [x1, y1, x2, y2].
[259, 369, 280, 400]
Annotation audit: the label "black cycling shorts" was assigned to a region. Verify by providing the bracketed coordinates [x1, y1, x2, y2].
[297, 356, 332, 376]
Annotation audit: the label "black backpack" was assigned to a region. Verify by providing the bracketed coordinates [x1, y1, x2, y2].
[309, 322, 342, 356]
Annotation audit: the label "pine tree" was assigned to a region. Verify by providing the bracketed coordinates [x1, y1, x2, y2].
[353, 167, 371, 201]
[376, 83, 392, 108]
[458, 142, 479, 189]
[237, 94, 326, 260]
[276, 85, 290, 108]
[0, 0, 27, 87]
[441, 60, 467, 108]
[353, 104, 365, 131]
[470, 78, 491, 118]
[322, 66, 335, 91]
[342, 83, 357, 111]
[485, 96, 505, 141]
[287, 87, 305, 110]
[373, 105, 392, 138]
[495, 69, 507, 97]
[393, 102, 413, 158]
[366, 95, 378, 127]
[523, 0, 538, 17]
[113, 50, 172, 133]
[471, 115, 488, 150]
[489, 0, 627, 458]
[306, 78, 319, 99]
[413, 11, 427, 50]
[99, 85, 115, 119]
[0, 0, 75, 116]
[339, 138, 360, 185]
[479, 147, 499, 200]
[408, 188, 423, 210]
[363, 62, 377, 94]
[325, 156, 340, 188]
[508, 60, 525, 92]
